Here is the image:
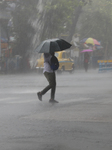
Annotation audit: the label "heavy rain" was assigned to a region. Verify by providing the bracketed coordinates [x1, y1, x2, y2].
[0, 0, 112, 150]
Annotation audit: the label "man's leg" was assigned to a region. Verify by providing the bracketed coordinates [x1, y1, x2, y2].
[41, 72, 56, 99]
[37, 72, 51, 101]
[38, 72, 57, 102]
[40, 72, 51, 95]
[50, 72, 56, 100]
[48, 72, 58, 103]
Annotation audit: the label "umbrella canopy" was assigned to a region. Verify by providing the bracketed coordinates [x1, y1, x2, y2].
[81, 49, 93, 53]
[35, 38, 72, 53]
[80, 38, 100, 46]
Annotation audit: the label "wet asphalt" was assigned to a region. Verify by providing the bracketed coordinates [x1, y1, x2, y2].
[0, 69, 112, 150]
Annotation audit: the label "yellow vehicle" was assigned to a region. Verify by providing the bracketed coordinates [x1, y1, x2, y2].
[36, 54, 44, 70]
[36, 51, 75, 73]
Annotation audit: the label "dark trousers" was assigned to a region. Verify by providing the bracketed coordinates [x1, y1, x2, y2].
[41, 72, 56, 100]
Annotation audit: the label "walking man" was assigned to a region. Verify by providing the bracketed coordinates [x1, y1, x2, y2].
[37, 52, 59, 103]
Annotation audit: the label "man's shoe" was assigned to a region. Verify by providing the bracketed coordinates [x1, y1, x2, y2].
[37, 92, 42, 101]
[49, 99, 59, 103]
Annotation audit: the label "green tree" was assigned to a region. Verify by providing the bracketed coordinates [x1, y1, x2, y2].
[67, 0, 92, 42]
[9, 0, 38, 71]
[40, 0, 92, 42]
[78, 0, 112, 58]
[12, 0, 37, 57]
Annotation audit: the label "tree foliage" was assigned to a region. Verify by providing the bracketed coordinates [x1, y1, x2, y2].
[5, 0, 112, 59]
[78, 0, 112, 58]
[8, 0, 92, 56]
[11, 0, 37, 57]
[40, 0, 92, 41]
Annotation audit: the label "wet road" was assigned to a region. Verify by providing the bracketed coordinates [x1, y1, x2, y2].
[0, 69, 112, 150]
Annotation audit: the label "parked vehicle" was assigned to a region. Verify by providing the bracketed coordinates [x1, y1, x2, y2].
[36, 51, 75, 73]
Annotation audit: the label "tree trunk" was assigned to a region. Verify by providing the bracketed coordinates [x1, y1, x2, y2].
[67, 6, 82, 42]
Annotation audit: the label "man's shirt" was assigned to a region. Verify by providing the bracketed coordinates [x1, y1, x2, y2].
[43, 53, 53, 73]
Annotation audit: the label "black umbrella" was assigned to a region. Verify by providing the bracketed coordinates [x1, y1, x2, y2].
[35, 38, 72, 53]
